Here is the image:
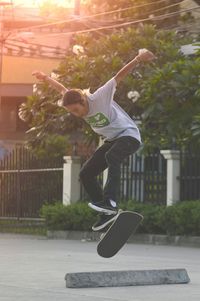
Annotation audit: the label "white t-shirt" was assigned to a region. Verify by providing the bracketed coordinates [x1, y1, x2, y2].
[84, 78, 141, 142]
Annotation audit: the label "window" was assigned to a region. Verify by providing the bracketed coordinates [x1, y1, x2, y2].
[0, 97, 28, 132]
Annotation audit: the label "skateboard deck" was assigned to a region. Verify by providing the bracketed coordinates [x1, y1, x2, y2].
[97, 211, 143, 258]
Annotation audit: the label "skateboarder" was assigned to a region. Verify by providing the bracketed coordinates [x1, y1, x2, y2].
[32, 48, 155, 231]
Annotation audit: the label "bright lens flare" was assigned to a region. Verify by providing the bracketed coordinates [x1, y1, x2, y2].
[13, 0, 75, 8]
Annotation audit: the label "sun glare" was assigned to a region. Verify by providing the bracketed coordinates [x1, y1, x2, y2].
[13, 0, 75, 8]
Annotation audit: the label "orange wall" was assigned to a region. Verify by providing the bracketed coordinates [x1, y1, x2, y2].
[2, 55, 62, 84]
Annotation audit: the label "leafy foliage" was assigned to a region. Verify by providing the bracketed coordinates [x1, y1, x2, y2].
[28, 134, 71, 159]
[83, 0, 183, 28]
[41, 202, 97, 231]
[20, 24, 196, 152]
[140, 56, 200, 150]
[158, 201, 200, 235]
[41, 200, 200, 236]
[19, 82, 83, 155]
[39, 0, 73, 19]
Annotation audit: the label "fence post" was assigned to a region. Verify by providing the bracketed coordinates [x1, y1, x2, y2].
[16, 169, 21, 219]
[63, 156, 81, 205]
[160, 150, 180, 206]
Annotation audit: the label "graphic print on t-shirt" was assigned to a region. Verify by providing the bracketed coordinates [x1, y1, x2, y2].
[85, 112, 110, 128]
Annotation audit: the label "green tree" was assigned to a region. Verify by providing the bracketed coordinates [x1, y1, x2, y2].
[83, 0, 183, 27]
[139, 55, 200, 150]
[189, 46, 200, 144]
[39, 0, 73, 19]
[20, 25, 195, 152]
[19, 83, 83, 154]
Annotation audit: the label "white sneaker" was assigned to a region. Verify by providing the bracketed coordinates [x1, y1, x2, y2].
[88, 200, 117, 215]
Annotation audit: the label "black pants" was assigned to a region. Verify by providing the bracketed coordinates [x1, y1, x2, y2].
[79, 136, 140, 204]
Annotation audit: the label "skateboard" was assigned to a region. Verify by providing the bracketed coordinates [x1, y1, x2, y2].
[97, 211, 143, 258]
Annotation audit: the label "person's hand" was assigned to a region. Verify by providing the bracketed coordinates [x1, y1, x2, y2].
[32, 70, 48, 81]
[137, 49, 156, 63]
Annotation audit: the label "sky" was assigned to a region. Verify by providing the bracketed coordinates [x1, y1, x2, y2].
[11, 0, 75, 8]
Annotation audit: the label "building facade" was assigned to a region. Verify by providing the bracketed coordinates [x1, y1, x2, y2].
[0, 3, 72, 157]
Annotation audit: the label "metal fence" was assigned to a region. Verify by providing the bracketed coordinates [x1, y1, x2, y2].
[1, 145, 199, 219]
[119, 147, 200, 203]
[0, 147, 63, 218]
[180, 147, 200, 201]
[81, 150, 167, 205]
[119, 150, 167, 204]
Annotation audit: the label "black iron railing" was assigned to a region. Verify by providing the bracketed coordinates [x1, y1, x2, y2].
[80, 150, 167, 205]
[180, 147, 200, 201]
[0, 147, 63, 218]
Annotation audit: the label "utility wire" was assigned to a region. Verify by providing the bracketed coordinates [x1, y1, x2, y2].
[12, 0, 180, 33]
[2, 1, 197, 56]
[10, 2, 193, 40]
[84, 1, 188, 26]
[4, 3, 198, 52]
[37, 6, 200, 38]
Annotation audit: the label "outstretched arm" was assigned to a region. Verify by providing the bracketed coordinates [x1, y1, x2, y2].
[32, 71, 68, 95]
[114, 49, 156, 84]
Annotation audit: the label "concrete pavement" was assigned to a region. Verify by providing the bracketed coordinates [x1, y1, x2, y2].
[0, 233, 199, 301]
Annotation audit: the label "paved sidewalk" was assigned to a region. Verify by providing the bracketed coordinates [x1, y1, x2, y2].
[0, 233, 199, 301]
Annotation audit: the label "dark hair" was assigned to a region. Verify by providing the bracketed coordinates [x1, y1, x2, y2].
[62, 89, 84, 106]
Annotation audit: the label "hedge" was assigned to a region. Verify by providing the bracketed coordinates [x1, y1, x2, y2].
[40, 200, 200, 236]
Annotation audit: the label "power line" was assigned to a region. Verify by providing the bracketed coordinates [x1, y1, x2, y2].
[37, 6, 200, 38]
[4, 10, 198, 59]
[13, 0, 179, 33]
[84, 1, 188, 27]
[2, 1, 196, 58]
[142, 0, 187, 16]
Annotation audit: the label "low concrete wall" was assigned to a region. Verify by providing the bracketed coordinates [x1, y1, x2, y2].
[47, 230, 200, 248]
